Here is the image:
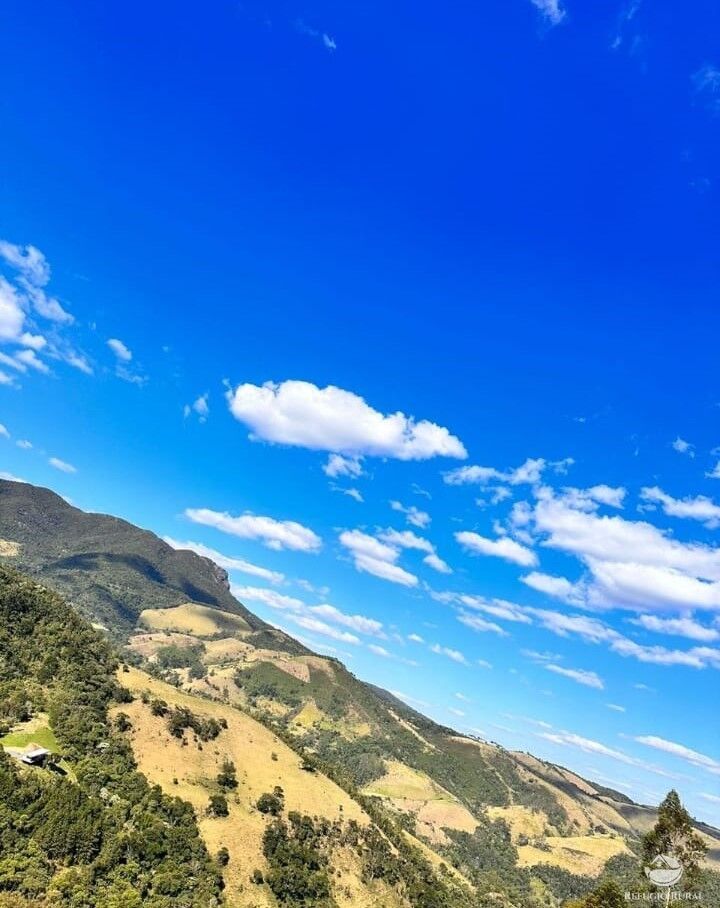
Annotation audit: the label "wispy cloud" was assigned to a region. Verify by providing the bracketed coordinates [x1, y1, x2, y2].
[529, 0, 566, 27]
[49, 456, 77, 474]
[184, 393, 209, 423]
[693, 64, 720, 114]
[633, 735, 720, 776]
[186, 507, 321, 552]
[296, 19, 337, 51]
[546, 663, 604, 689]
[456, 530, 538, 567]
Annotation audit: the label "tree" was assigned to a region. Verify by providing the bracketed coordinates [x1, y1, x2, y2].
[208, 794, 229, 817]
[257, 790, 284, 816]
[216, 759, 238, 790]
[642, 790, 707, 887]
[580, 879, 625, 907]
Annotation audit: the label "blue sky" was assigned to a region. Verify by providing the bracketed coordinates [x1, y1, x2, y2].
[1, 0, 720, 823]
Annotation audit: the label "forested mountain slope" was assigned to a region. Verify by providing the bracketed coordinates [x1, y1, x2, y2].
[0, 479, 299, 654]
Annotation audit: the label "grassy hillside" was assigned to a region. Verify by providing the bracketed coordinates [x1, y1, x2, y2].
[2, 481, 719, 907]
[113, 668, 409, 908]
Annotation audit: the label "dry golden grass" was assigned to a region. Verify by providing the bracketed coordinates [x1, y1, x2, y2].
[0, 539, 20, 556]
[128, 632, 201, 658]
[517, 834, 629, 876]
[203, 637, 254, 663]
[139, 603, 250, 637]
[300, 655, 336, 679]
[115, 667, 371, 907]
[487, 805, 549, 842]
[364, 760, 478, 844]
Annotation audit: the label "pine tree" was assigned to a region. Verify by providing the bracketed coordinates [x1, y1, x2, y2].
[642, 790, 707, 887]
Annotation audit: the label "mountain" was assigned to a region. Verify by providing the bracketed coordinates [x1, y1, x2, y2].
[0, 479, 303, 654]
[1, 478, 718, 907]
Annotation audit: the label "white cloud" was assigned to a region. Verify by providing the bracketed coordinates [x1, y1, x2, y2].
[296, 19, 337, 52]
[528, 490, 720, 613]
[0, 242, 78, 377]
[423, 553, 452, 574]
[390, 500, 431, 528]
[289, 614, 360, 644]
[107, 338, 132, 361]
[538, 731, 675, 777]
[0, 278, 26, 342]
[324, 454, 363, 478]
[185, 507, 321, 552]
[379, 528, 434, 554]
[457, 611, 508, 636]
[607, 704, 626, 713]
[49, 456, 76, 474]
[700, 793, 720, 804]
[630, 613, 719, 643]
[633, 735, 720, 776]
[378, 528, 450, 573]
[521, 570, 585, 603]
[672, 436, 694, 457]
[588, 560, 720, 613]
[231, 585, 305, 611]
[368, 644, 391, 657]
[231, 583, 380, 645]
[20, 332, 47, 351]
[339, 529, 418, 586]
[311, 603, 384, 637]
[707, 461, 720, 480]
[693, 64, 720, 113]
[184, 394, 209, 422]
[334, 487, 363, 503]
[15, 349, 49, 373]
[0, 352, 27, 373]
[65, 351, 93, 375]
[0, 241, 50, 286]
[445, 457, 548, 487]
[640, 486, 720, 528]
[163, 537, 284, 584]
[430, 643, 468, 665]
[545, 664, 604, 689]
[456, 530, 538, 567]
[559, 485, 626, 510]
[0, 424, 9, 438]
[408, 633, 424, 643]
[459, 594, 533, 624]
[22, 283, 73, 323]
[522, 648, 564, 663]
[226, 380, 467, 461]
[527, 604, 716, 669]
[529, 0, 566, 26]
